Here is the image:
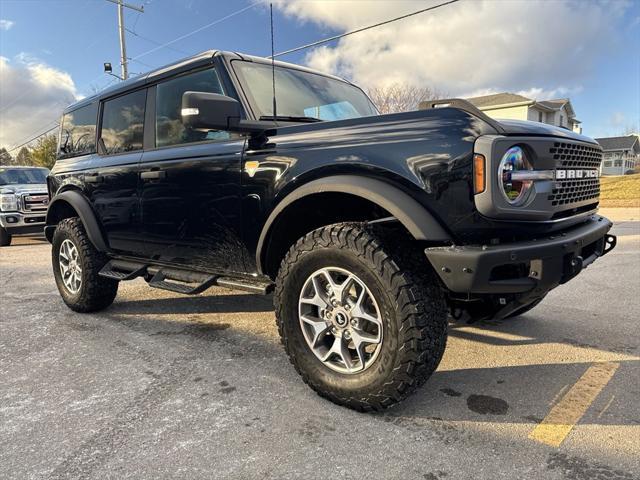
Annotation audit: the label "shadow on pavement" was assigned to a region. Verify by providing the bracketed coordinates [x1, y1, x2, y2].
[111, 293, 274, 314]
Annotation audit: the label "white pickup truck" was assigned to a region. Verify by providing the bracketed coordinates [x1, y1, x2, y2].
[0, 166, 50, 246]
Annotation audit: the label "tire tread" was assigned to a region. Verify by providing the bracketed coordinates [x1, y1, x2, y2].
[274, 222, 448, 411]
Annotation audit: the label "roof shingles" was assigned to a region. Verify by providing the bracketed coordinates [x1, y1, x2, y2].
[466, 92, 533, 108]
[594, 135, 640, 152]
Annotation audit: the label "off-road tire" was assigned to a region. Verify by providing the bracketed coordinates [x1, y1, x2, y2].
[274, 223, 448, 411]
[0, 227, 12, 247]
[52, 218, 118, 312]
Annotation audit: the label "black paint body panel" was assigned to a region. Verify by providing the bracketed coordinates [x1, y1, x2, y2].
[48, 50, 605, 281]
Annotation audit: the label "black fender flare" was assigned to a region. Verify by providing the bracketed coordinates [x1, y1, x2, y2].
[45, 190, 109, 251]
[256, 175, 452, 273]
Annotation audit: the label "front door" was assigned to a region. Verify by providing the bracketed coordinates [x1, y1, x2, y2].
[138, 68, 247, 274]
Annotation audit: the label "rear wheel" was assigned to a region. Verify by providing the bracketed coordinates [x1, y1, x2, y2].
[52, 218, 118, 312]
[274, 223, 448, 411]
[0, 227, 12, 247]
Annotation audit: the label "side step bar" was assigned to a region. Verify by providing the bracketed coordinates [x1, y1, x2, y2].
[148, 268, 218, 295]
[99, 260, 148, 281]
[98, 259, 273, 295]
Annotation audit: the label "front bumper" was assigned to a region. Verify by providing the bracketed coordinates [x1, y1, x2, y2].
[0, 212, 46, 235]
[426, 215, 615, 295]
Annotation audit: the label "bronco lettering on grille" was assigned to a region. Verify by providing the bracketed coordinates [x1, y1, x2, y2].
[555, 169, 599, 180]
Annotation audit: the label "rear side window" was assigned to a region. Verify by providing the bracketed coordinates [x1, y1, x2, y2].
[58, 103, 98, 159]
[100, 89, 146, 154]
[155, 68, 227, 147]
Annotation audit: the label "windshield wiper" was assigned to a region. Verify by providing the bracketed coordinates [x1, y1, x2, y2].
[259, 115, 323, 123]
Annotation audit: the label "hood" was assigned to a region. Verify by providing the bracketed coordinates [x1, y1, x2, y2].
[497, 119, 598, 144]
[0, 183, 48, 195]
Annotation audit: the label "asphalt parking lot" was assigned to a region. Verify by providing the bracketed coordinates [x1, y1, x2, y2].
[1, 212, 639, 480]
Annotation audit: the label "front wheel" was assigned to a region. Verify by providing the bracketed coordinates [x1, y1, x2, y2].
[274, 223, 448, 411]
[52, 218, 118, 312]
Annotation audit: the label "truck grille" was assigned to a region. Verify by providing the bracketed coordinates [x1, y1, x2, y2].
[547, 141, 602, 207]
[19, 193, 49, 213]
[549, 141, 602, 168]
[548, 178, 600, 206]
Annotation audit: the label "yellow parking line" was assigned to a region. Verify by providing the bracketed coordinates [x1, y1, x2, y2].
[529, 362, 619, 447]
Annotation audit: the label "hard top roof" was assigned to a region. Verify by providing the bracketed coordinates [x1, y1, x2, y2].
[63, 50, 351, 114]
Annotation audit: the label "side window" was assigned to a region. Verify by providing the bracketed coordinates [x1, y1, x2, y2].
[100, 89, 146, 154]
[58, 103, 98, 158]
[155, 68, 228, 148]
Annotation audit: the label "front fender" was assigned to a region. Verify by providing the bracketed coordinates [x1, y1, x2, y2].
[45, 190, 109, 251]
[256, 175, 452, 273]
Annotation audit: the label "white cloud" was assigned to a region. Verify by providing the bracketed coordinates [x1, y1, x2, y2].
[273, 0, 630, 98]
[0, 19, 14, 31]
[0, 55, 79, 149]
[609, 111, 627, 127]
[515, 86, 584, 101]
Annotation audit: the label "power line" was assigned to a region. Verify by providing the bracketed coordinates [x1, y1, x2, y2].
[4, 2, 260, 151]
[125, 27, 190, 56]
[8, 124, 60, 154]
[270, 0, 461, 58]
[131, 1, 261, 61]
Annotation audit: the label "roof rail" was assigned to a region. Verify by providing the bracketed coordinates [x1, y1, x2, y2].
[418, 98, 506, 134]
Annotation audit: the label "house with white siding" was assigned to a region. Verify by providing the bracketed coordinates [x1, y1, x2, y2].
[595, 134, 640, 176]
[466, 92, 582, 134]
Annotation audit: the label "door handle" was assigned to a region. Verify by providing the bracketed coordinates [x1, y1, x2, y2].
[85, 175, 104, 183]
[140, 170, 167, 181]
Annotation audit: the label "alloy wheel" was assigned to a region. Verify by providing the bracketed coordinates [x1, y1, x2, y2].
[298, 267, 383, 374]
[59, 239, 82, 294]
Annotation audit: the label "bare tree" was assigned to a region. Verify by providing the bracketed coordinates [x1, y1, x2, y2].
[15, 147, 33, 166]
[366, 83, 448, 114]
[0, 147, 13, 166]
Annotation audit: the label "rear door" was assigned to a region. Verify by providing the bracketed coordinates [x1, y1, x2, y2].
[85, 89, 147, 254]
[138, 67, 247, 274]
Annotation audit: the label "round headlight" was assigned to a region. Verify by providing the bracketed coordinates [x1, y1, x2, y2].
[498, 146, 533, 205]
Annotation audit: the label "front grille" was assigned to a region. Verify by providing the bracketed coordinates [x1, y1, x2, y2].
[547, 141, 602, 208]
[19, 193, 49, 213]
[548, 178, 600, 206]
[550, 141, 602, 168]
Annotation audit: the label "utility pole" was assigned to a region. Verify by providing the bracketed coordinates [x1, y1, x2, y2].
[106, 0, 144, 80]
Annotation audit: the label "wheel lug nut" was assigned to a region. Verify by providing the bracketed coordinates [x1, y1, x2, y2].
[344, 331, 351, 339]
[350, 319, 357, 327]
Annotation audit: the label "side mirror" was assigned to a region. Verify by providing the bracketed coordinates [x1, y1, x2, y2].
[181, 92, 276, 135]
[181, 92, 242, 132]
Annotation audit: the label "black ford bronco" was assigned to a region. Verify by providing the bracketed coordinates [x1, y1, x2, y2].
[46, 51, 616, 410]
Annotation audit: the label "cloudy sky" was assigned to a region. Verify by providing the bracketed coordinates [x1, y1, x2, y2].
[0, 0, 638, 151]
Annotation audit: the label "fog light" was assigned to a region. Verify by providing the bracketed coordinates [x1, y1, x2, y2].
[6, 216, 18, 223]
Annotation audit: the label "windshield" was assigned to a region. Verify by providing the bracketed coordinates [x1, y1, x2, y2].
[233, 61, 377, 121]
[0, 168, 49, 186]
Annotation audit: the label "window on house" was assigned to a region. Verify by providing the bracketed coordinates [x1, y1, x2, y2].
[155, 68, 230, 148]
[604, 161, 612, 167]
[58, 102, 98, 158]
[614, 160, 622, 167]
[559, 115, 564, 127]
[100, 89, 146, 155]
[538, 111, 543, 122]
